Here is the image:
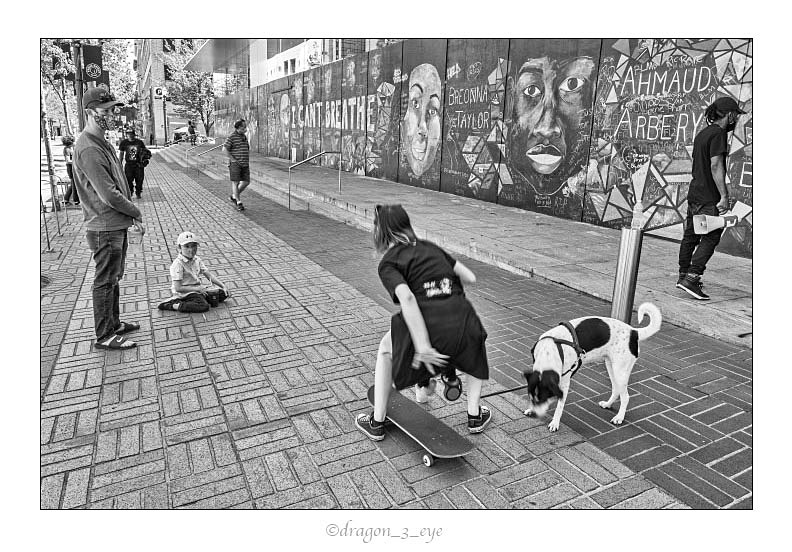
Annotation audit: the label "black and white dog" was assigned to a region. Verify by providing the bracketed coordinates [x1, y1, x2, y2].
[524, 303, 662, 432]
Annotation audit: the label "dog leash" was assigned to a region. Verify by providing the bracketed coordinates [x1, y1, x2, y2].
[479, 384, 528, 400]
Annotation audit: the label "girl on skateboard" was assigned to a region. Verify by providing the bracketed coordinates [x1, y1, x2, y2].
[355, 204, 492, 441]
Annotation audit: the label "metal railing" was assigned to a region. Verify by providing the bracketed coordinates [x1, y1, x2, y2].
[196, 144, 224, 157]
[288, 151, 340, 211]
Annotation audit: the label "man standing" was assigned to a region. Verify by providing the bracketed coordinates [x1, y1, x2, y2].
[223, 118, 250, 211]
[73, 86, 145, 350]
[118, 129, 149, 199]
[188, 120, 197, 146]
[677, 97, 746, 300]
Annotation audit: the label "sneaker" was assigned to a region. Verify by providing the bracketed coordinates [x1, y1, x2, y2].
[355, 412, 385, 441]
[236, 202, 245, 211]
[678, 275, 710, 300]
[415, 379, 437, 403]
[675, 273, 686, 287]
[229, 195, 238, 205]
[468, 405, 492, 434]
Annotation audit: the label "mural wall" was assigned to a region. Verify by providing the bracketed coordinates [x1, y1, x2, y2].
[213, 38, 753, 258]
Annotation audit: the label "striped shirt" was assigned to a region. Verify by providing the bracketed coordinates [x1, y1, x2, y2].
[223, 132, 250, 167]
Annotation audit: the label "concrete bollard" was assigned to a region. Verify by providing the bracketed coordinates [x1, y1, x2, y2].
[611, 202, 645, 323]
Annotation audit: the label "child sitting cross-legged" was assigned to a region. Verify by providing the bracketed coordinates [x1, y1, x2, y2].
[157, 231, 229, 313]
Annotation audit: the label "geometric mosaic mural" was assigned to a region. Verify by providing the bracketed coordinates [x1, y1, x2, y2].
[215, 38, 753, 258]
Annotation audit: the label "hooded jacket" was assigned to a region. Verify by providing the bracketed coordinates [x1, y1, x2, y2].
[73, 131, 141, 231]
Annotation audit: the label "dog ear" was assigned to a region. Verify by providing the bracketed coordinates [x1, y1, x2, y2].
[525, 371, 540, 394]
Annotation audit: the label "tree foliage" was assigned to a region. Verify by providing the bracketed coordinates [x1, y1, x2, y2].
[162, 39, 215, 135]
[40, 39, 135, 135]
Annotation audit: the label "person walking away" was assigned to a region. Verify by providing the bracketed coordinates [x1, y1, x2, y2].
[355, 204, 492, 441]
[223, 119, 250, 211]
[62, 136, 79, 205]
[188, 120, 197, 146]
[677, 97, 746, 300]
[73, 86, 146, 350]
[118, 129, 150, 199]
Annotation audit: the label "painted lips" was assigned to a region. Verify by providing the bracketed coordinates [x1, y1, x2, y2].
[411, 140, 427, 161]
[526, 144, 563, 173]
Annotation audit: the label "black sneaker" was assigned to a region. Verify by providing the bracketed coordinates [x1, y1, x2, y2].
[355, 412, 385, 441]
[236, 202, 245, 211]
[678, 275, 709, 300]
[468, 405, 492, 434]
[229, 195, 238, 205]
[676, 273, 686, 287]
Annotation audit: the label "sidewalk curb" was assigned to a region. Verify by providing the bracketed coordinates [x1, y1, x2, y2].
[160, 147, 752, 349]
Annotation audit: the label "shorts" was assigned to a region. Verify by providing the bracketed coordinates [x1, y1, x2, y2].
[229, 163, 250, 182]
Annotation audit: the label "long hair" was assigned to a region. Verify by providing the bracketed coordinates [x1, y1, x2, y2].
[373, 204, 417, 253]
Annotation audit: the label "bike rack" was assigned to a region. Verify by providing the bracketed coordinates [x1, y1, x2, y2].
[287, 151, 340, 211]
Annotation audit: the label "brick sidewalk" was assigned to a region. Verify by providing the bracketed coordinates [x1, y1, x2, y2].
[39, 156, 751, 509]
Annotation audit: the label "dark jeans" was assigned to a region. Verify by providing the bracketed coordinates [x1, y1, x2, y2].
[64, 165, 79, 203]
[86, 229, 128, 341]
[166, 293, 210, 313]
[678, 202, 723, 276]
[125, 164, 145, 196]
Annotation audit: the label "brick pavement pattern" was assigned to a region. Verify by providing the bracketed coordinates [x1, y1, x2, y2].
[39, 154, 751, 509]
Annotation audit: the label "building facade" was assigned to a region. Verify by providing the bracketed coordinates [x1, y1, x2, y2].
[192, 38, 754, 259]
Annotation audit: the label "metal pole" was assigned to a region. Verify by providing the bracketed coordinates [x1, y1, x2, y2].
[41, 193, 53, 252]
[338, 161, 341, 193]
[41, 79, 62, 236]
[73, 42, 85, 132]
[610, 227, 643, 323]
[288, 168, 292, 211]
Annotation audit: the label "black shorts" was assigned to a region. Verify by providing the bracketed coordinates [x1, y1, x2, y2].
[229, 163, 250, 182]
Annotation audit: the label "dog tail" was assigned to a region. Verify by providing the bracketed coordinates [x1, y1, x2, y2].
[635, 302, 662, 341]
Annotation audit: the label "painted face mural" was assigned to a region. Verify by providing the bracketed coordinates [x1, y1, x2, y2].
[507, 56, 595, 180]
[279, 94, 290, 143]
[402, 63, 442, 177]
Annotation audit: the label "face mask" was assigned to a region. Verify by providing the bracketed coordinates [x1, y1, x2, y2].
[92, 112, 116, 131]
[725, 114, 737, 133]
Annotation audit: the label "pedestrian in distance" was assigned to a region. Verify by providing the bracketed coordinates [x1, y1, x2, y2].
[61, 135, 79, 206]
[157, 231, 230, 313]
[355, 204, 492, 441]
[677, 96, 746, 300]
[118, 129, 151, 199]
[188, 120, 197, 146]
[224, 119, 250, 211]
[73, 86, 145, 350]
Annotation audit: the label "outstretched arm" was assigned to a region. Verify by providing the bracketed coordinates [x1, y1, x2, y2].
[394, 284, 448, 374]
[453, 261, 476, 285]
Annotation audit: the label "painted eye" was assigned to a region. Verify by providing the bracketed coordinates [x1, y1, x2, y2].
[428, 107, 438, 117]
[560, 77, 586, 93]
[523, 85, 542, 98]
[411, 99, 420, 109]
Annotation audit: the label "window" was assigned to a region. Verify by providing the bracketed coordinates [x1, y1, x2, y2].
[283, 61, 289, 75]
[289, 59, 295, 74]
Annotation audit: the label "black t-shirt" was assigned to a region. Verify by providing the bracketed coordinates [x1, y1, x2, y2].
[688, 124, 729, 205]
[119, 138, 147, 165]
[378, 240, 463, 304]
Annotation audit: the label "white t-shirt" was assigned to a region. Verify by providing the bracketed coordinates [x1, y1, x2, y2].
[170, 254, 208, 298]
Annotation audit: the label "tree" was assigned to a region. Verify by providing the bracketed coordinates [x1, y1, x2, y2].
[162, 39, 215, 135]
[40, 39, 136, 134]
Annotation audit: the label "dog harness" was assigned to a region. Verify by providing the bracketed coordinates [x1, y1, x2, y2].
[531, 322, 587, 377]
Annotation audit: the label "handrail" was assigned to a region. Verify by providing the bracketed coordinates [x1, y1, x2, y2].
[287, 151, 342, 211]
[196, 144, 223, 157]
[288, 150, 338, 170]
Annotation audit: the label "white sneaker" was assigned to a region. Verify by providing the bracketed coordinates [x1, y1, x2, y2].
[415, 379, 437, 403]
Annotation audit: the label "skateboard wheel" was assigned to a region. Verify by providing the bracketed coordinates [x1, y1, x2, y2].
[422, 454, 435, 467]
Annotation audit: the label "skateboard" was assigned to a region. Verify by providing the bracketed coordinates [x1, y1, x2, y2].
[367, 385, 474, 467]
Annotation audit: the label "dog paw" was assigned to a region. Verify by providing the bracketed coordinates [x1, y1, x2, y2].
[548, 420, 560, 432]
[598, 401, 613, 410]
[610, 415, 624, 425]
[524, 408, 536, 418]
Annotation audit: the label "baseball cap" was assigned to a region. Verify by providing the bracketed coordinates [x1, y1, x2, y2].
[711, 96, 746, 115]
[177, 231, 199, 246]
[82, 86, 124, 110]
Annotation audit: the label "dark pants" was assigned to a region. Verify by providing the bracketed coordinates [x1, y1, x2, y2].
[86, 229, 128, 341]
[64, 164, 79, 203]
[163, 293, 210, 313]
[125, 164, 145, 196]
[678, 203, 723, 276]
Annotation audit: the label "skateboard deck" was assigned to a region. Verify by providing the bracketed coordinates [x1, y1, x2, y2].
[367, 385, 474, 465]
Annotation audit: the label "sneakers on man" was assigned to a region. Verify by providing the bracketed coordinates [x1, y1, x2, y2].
[678, 274, 710, 300]
[676, 273, 686, 287]
[415, 379, 437, 403]
[468, 405, 492, 434]
[355, 412, 385, 441]
[236, 202, 245, 211]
